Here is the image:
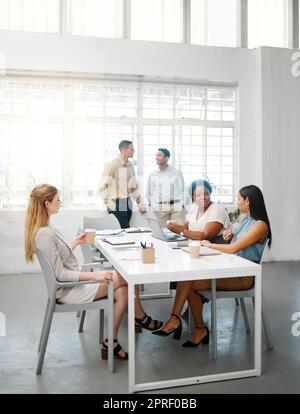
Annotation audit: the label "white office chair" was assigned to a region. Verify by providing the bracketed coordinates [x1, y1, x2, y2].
[35, 248, 114, 375]
[189, 240, 273, 359]
[83, 215, 121, 231]
[77, 226, 105, 271]
[83, 215, 121, 267]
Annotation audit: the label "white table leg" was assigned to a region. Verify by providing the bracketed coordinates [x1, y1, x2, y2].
[108, 280, 114, 373]
[128, 282, 136, 393]
[211, 278, 217, 360]
[254, 270, 262, 375]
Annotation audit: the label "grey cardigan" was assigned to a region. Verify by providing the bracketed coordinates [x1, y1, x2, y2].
[35, 226, 80, 282]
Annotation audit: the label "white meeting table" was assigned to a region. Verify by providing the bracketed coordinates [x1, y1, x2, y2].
[95, 234, 261, 393]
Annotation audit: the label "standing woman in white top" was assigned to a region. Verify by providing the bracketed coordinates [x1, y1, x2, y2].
[167, 179, 230, 243]
[25, 184, 128, 360]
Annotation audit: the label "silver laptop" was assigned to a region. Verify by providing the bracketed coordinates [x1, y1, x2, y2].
[147, 217, 187, 242]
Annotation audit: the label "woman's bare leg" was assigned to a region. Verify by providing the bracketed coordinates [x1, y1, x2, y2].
[160, 280, 194, 332]
[186, 279, 212, 343]
[134, 286, 162, 329]
[94, 272, 128, 357]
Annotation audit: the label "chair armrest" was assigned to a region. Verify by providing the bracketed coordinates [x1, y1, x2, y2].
[80, 262, 104, 271]
[57, 279, 101, 288]
[57, 278, 114, 288]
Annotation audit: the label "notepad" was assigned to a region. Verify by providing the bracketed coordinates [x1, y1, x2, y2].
[103, 237, 136, 246]
[181, 246, 221, 256]
[124, 227, 151, 233]
[96, 229, 124, 236]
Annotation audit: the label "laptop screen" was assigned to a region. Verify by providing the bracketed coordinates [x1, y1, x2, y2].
[147, 217, 166, 240]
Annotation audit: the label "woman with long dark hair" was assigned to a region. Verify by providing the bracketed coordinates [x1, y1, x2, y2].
[153, 185, 271, 347]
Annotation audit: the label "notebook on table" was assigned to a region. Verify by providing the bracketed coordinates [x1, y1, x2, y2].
[181, 246, 221, 256]
[96, 229, 124, 236]
[124, 227, 151, 233]
[103, 237, 136, 246]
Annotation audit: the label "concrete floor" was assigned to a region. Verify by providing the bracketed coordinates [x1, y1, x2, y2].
[0, 261, 300, 394]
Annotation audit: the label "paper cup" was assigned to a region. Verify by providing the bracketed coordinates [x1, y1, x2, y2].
[84, 229, 96, 244]
[189, 241, 200, 259]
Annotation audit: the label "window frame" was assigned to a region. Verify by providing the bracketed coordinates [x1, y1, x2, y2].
[0, 76, 238, 210]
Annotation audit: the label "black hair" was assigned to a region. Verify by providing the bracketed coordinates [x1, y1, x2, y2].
[189, 179, 213, 201]
[158, 148, 171, 158]
[239, 185, 272, 247]
[119, 140, 133, 151]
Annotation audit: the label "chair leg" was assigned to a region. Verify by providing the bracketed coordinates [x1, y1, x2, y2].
[235, 298, 239, 306]
[262, 308, 274, 350]
[240, 298, 251, 333]
[36, 299, 55, 375]
[99, 309, 104, 344]
[211, 279, 218, 360]
[76, 311, 81, 318]
[38, 298, 50, 352]
[78, 310, 86, 333]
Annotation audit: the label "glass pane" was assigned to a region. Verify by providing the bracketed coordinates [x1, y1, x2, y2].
[0, 0, 59, 33]
[131, 0, 182, 42]
[0, 81, 236, 208]
[248, 0, 287, 48]
[69, 0, 123, 38]
[143, 86, 174, 119]
[191, 0, 238, 47]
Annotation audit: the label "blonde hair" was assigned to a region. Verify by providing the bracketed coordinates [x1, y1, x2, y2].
[25, 184, 58, 262]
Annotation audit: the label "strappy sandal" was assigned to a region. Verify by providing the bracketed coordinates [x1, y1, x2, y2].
[101, 338, 128, 361]
[135, 312, 163, 333]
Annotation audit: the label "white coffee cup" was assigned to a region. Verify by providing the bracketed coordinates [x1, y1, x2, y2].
[84, 228, 96, 244]
[189, 241, 201, 259]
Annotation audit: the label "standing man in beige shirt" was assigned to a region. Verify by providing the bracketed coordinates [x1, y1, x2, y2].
[100, 140, 146, 228]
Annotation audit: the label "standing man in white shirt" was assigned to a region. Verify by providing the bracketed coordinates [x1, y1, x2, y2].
[147, 148, 185, 227]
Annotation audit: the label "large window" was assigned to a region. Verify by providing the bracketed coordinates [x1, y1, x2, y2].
[190, 0, 238, 47]
[0, 0, 298, 50]
[0, 0, 59, 33]
[130, 0, 183, 42]
[0, 79, 236, 209]
[68, 0, 123, 38]
[248, 0, 288, 48]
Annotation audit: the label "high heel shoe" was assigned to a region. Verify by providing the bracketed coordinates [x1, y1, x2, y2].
[101, 338, 128, 360]
[135, 312, 163, 333]
[181, 326, 209, 347]
[152, 313, 182, 340]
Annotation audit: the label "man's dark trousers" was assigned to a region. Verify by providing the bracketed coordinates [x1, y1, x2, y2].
[107, 197, 133, 229]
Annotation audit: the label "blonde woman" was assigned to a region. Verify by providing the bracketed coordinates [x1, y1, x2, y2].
[25, 184, 128, 360]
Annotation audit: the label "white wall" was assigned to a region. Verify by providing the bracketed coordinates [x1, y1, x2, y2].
[1, 31, 297, 271]
[260, 47, 300, 261]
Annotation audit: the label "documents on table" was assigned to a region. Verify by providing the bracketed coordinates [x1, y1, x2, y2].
[124, 227, 151, 233]
[181, 246, 221, 256]
[102, 237, 136, 246]
[96, 229, 124, 236]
